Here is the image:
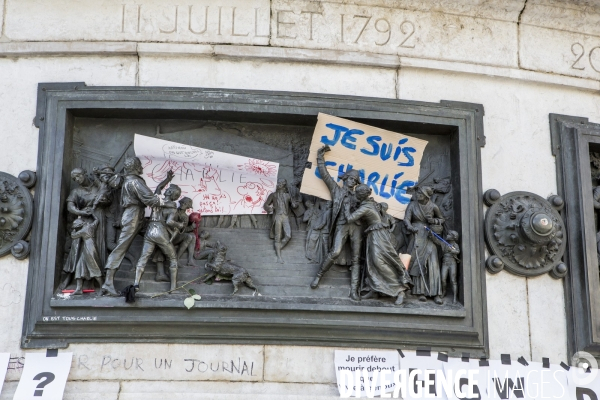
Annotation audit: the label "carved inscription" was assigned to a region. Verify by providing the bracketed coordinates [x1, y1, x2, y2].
[570, 42, 600, 73]
[119, 4, 269, 39]
[274, 8, 418, 50]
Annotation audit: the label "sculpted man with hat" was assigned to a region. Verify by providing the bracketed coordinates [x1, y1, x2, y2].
[310, 145, 363, 300]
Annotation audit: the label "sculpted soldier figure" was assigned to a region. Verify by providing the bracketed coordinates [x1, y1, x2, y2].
[102, 157, 171, 296]
[310, 145, 363, 301]
[263, 178, 298, 263]
[134, 184, 183, 292]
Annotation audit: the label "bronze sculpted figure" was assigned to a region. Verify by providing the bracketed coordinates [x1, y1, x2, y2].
[65, 216, 104, 295]
[102, 157, 166, 296]
[345, 184, 412, 304]
[133, 182, 182, 292]
[430, 229, 460, 304]
[171, 197, 197, 267]
[310, 145, 363, 301]
[404, 186, 445, 304]
[66, 168, 112, 269]
[594, 184, 600, 266]
[203, 241, 258, 294]
[263, 178, 299, 263]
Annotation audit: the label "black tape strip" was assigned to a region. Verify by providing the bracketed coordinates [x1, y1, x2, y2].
[416, 348, 431, 357]
[437, 353, 448, 362]
[517, 356, 529, 366]
[462, 353, 470, 362]
[397, 349, 405, 358]
[560, 362, 570, 371]
[542, 358, 550, 368]
[46, 349, 58, 357]
[479, 358, 489, 367]
[501, 354, 511, 365]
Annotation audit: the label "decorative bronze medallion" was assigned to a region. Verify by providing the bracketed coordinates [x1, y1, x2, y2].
[484, 190, 567, 278]
[0, 171, 35, 259]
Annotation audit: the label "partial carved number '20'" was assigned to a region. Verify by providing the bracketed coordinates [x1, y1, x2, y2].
[571, 43, 600, 73]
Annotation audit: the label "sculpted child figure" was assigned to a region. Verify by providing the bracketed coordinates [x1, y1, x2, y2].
[430, 229, 461, 304]
[133, 182, 183, 292]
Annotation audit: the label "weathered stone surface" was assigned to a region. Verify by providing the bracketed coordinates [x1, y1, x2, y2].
[527, 274, 568, 363]
[0, 56, 137, 175]
[270, 0, 519, 68]
[4, 0, 270, 45]
[66, 344, 264, 382]
[138, 56, 397, 98]
[0, 381, 121, 400]
[0, 258, 27, 357]
[519, 24, 600, 81]
[313, 0, 526, 22]
[0, 42, 138, 56]
[264, 346, 337, 384]
[214, 45, 401, 68]
[486, 272, 531, 360]
[118, 381, 338, 400]
[521, 0, 600, 38]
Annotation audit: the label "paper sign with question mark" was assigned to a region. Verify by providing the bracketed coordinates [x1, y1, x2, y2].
[13, 352, 72, 400]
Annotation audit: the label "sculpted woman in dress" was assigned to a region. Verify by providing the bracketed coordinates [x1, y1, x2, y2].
[60, 168, 112, 290]
[66, 168, 112, 266]
[404, 186, 445, 304]
[345, 184, 412, 305]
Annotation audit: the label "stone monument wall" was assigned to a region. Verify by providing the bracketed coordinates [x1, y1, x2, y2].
[0, 0, 599, 398]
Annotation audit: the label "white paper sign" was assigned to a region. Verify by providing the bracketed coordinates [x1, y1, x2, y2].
[300, 113, 428, 219]
[335, 350, 399, 398]
[0, 353, 9, 396]
[567, 366, 599, 400]
[400, 351, 445, 400]
[442, 358, 489, 400]
[134, 134, 279, 215]
[13, 352, 73, 400]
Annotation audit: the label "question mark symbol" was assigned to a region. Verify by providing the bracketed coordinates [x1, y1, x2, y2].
[33, 372, 55, 396]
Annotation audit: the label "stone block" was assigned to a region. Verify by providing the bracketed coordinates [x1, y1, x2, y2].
[486, 272, 531, 360]
[527, 274, 568, 363]
[520, 24, 600, 81]
[118, 381, 339, 400]
[0, 56, 137, 176]
[214, 45, 400, 68]
[264, 346, 336, 384]
[0, 42, 138, 57]
[0, 381, 120, 400]
[521, 0, 600, 38]
[138, 56, 397, 98]
[4, 0, 270, 45]
[67, 343, 264, 381]
[270, 0, 519, 68]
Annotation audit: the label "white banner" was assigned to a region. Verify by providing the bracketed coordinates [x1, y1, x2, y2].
[334, 351, 595, 399]
[134, 134, 279, 215]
